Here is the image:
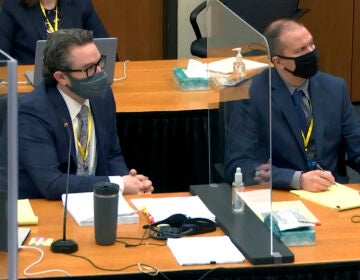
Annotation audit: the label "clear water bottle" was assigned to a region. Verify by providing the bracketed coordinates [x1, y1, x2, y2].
[232, 167, 245, 213]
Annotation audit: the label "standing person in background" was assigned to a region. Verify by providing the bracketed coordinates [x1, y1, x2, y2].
[0, 0, 110, 64]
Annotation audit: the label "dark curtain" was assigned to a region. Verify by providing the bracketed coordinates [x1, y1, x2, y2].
[116, 110, 210, 193]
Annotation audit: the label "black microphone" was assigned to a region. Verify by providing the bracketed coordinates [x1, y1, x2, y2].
[51, 120, 78, 254]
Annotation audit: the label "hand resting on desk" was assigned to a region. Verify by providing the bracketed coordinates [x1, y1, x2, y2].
[123, 169, 154, 194]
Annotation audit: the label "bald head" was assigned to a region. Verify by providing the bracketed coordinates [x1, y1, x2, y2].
[264, 19, 305, 58]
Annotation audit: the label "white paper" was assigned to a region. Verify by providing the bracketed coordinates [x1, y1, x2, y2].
[62, 192, 139, 226]
[167, 236, 245, 265]
[238, 189, 320, 230]
[130, 196, 216, 223]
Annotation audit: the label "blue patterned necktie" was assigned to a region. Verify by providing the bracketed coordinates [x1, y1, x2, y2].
[77, 105, 89, 175]
[292, 89, 311, 133]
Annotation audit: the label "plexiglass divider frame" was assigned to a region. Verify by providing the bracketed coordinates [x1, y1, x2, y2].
[205, 0, 282, 260]
[0, 50, 19, 280]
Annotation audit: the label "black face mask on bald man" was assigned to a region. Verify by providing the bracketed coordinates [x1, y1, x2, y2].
[276, 49, 319, 79]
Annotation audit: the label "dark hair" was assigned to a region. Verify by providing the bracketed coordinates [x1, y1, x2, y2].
[42, 28, 94, 86]
[263, 18, 305, 58]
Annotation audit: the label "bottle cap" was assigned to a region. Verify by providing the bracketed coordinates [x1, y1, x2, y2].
[235, 167, 243, 183]
[232, 47, 243, 61]
[93, 182, 119, 195]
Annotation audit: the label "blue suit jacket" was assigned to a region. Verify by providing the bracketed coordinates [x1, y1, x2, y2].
[0, 0, 109, 64]
[18, 83, 129, 199]
[225, 68, 360, 188]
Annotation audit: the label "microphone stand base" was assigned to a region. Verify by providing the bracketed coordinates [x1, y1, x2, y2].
[51, 239, 78, 254]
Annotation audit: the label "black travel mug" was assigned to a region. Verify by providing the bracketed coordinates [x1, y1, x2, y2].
[93, 182, 119, 245]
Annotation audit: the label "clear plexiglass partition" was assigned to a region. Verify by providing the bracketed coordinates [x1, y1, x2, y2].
[205, 0, 284, 262]
[0, 50, 18, 280]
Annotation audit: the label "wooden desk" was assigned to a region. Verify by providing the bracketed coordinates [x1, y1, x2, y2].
[16, 57, 267, 113]
[5, 187, 360, 279]
[16, 60, 219, 113]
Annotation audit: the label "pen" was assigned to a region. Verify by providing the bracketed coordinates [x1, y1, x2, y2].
[316, 164, 324, 171]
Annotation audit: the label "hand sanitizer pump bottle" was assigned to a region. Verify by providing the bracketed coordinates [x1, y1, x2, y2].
[232, 48, 246, 81]
[232, 167, 245, 213]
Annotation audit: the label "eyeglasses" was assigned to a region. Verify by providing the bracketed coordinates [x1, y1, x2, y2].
[61, 54, 106, 78]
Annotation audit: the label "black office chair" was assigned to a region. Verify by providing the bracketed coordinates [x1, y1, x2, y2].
[190, 0, 310, 58]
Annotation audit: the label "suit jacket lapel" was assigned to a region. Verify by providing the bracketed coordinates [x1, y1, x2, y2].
[58, 0, 75, 28]
[46, 86, 78, 163]
[270, 70, 305, 153]
[27, 4, 48, 40]
[308, 76, 326, 158]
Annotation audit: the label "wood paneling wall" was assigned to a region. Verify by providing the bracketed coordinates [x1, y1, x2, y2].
[299, 0, 360, 101]
[92, 0, 164, 61]
[353, 0, 360, 101]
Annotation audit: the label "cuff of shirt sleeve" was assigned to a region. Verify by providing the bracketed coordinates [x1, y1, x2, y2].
[109, 176, 125, 194]
[290, 171, 303, 190]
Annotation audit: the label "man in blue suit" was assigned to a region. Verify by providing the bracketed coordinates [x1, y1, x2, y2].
[19, 28, 153, 199]
[0, 0, 110, 64]
[225, 19, 360, 192]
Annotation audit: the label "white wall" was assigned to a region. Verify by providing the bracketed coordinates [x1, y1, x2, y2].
[177, 0, 206, 58]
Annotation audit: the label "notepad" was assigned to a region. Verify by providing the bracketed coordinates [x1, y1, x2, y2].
[17, 199, 38, 225]
[290, 183, 360, 211]
[62, 192, 139, 226]
[167, 236, 245, 265]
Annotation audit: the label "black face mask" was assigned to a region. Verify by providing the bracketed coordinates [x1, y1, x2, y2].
[277, 49, 319, 79]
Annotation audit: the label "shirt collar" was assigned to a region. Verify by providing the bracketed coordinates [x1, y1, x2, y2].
[285, 80, 310, 99]
[57, 86, 90, 121]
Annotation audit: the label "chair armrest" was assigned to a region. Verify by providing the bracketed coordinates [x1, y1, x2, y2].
[190, 1, 207, 40]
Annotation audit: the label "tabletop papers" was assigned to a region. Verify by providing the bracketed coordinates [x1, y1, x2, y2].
[18, 199, 38, 225]
[239, 189, 320, 230]
[291, 182, 360, 211]
[207, 57, 269, 74]
[130, 196, 216, 223]
[62, 192, 139, 226]
[167, 236, 245, 266]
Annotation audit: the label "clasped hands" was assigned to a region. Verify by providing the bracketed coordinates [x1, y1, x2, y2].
[254, 163, 335, 192]
[123, 169, 154, 194]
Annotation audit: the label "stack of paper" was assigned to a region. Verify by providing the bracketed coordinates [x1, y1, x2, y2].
[291, 182, 360, 211]
[18, 199, 38, 225]
[167, 236, 245, 266]
[62, 192, 139, 226]
[130, 196, 216, 223]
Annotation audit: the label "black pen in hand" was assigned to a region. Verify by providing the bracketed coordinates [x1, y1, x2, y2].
[316, 164, 335, 188]
[316, 164, 325, 171]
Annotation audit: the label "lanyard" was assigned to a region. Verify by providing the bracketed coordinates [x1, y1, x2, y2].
[39, 1, 58, 33]
[301, 117, 313, 152]
[73, 110, 93, 161]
